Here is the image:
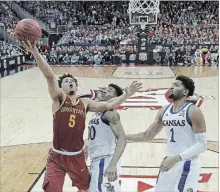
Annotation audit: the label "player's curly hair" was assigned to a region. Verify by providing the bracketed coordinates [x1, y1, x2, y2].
[176, 75, 195, 97]
[58, 74, 78, 88]
[108, 83, 123, 96]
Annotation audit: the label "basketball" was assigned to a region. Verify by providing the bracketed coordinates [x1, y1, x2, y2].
[14, 19, 42, 44]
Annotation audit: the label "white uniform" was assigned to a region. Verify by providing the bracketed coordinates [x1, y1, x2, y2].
[155, 103, 201, 192]
[88, 112, 121, 192]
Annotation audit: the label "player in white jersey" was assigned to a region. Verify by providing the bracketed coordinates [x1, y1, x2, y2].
[126, 75, 207, 192]
[87, 84, 127, 192]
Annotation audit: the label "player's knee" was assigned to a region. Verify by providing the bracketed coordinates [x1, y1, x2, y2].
[77, 182, 90, 191]
[74, 178, 90, 191]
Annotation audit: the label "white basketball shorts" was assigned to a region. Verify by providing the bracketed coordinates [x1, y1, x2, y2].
[155, 157, 201, 192]
[89, 156, 121, 192]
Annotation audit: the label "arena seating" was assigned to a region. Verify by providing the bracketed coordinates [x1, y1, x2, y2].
[0, 3, 20, 33]
[0, 41, 23, 60]
[1, 1, 218, 66]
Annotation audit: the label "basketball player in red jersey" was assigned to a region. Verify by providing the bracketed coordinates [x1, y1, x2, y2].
[21, 40, 142, 192]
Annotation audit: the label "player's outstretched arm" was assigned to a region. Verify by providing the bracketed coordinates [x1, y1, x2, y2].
[21, 41, 63, 101]
[84, 81, 142, 112]
[103, 110, 126, 182]
[126, 106, 166, 142]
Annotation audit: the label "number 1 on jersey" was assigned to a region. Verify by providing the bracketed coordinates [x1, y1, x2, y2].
[170, 128, 176, 142]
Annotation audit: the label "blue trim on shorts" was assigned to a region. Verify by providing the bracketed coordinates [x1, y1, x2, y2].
[98, 158, 105, 192]
[178, 160, 191, 192]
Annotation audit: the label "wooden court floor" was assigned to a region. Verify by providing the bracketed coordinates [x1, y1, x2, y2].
[0, 65, 219, 192]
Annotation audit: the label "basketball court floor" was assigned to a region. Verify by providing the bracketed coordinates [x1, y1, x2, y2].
[0, 65, 219, 192]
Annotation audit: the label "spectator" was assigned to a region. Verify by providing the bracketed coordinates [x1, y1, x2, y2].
[63, 53, 70, 64]
[0, 3, 19, 34]
[0, 41, 23, 59]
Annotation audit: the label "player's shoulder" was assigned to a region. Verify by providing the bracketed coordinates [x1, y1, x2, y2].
[159, 104, 171, 115]
[187, 103, 202, 115]
[79, 97, 92, 108]
[79, 97, 89, 103]
[103, 109, 120, 121]
[103, 109, 119, 116]
[162, 104, 171, 111]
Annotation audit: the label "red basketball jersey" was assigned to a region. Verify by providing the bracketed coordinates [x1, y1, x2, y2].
[53, 96, 86, 152]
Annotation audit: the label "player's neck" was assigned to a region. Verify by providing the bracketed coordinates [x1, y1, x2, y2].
[68, 94, 77, 103]
[173, 98, 187, 112]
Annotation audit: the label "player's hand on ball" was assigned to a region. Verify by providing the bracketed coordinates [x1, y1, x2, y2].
[20, 40, 38, 54]
[125, 81, 142, 97]
[159, 156, 181, 172]
[104, 164, 118, 182]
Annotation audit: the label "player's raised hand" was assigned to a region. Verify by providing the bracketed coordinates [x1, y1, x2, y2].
[159, 155, 181, 172]
[20, 40, 38, 54]
[104, 164, 118, 182]
[125, 81, 142, 97]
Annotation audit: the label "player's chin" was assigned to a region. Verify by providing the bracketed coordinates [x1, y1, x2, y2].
[168, 94, 174, 99]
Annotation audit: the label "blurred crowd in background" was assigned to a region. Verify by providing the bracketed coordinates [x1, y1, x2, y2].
[0, 1, 219, 66]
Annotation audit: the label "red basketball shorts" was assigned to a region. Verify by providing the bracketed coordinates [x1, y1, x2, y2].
[42, 149, 90, 192]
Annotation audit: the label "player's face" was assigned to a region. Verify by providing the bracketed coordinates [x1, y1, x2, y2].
[99, 86, 117, 101]
[61, 77, 77, 95]
[169, 80, 188, 100]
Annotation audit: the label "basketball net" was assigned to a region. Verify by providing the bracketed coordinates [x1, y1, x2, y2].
[128, 0, 160, 29]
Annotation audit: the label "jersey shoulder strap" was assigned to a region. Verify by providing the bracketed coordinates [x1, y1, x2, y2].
[162, 104, 172, 118]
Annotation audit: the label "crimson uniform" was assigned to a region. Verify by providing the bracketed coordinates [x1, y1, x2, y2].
[43, 95, 89, 192]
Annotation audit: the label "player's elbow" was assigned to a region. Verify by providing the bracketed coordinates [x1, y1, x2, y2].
[89, 102, 108, 112]
[194, 141, 207, 155]
[203, 143, 207, 152]
[105, 103, 111, 111]
[46, 75, 57, 85]
[118, 134, 127, 148]
[106, 102, 115, 111]
[143, 131, 154, 142]
[200, 140, 207, 152]
[195, 132, 207, 153]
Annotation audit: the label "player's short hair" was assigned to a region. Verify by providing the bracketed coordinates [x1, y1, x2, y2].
[58, 74, 78, 88]
[176, 75, 195, 97]
[108, 83, 123, 96]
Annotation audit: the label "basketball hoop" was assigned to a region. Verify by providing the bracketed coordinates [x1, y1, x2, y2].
[128, 0, 160, 27]
[128, 0, 159, 14]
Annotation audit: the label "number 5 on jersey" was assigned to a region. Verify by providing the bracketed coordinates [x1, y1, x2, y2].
[69, 114, 76, 128]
